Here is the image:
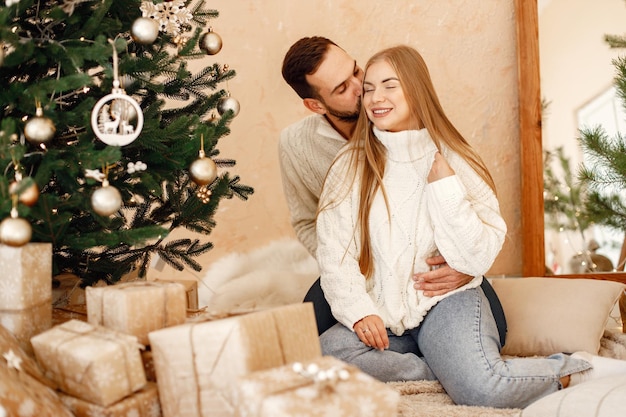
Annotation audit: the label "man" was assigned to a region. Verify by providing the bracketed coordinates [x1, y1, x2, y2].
[279, 36, 506, 342]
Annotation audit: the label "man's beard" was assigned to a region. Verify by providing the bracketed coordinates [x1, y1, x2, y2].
[324, 98, 361, 122]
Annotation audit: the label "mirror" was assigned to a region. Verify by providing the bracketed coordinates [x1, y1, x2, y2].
[516, 0, 626, 283]
[539, 0, 626, 276]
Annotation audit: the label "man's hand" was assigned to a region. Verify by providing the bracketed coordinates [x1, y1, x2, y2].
[412, 255, 472, 297]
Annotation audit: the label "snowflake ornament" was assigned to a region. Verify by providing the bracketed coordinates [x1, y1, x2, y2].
[140, 0, 192, 36]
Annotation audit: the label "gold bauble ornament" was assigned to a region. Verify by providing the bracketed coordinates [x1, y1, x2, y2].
[91, 181, 122, 216]
[0, 216, 32, 247]
[200, 29, 223, 55]
[189, 156, 217, 186]
[24, 107, 56, 146]
[131, 17, 159, 45]
[217, 95, 240, 117]
[9, 179, 39, 207]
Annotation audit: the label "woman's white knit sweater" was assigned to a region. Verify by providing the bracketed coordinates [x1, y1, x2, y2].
[316, 128, 507, 335]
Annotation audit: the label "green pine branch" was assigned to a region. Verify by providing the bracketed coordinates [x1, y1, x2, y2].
[0, 0, 253, 285]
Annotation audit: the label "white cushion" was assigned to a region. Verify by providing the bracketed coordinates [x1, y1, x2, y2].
[522, 375, 626, 417]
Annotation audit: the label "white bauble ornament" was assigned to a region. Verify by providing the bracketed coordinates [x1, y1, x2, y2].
[0, 216, 32, 247]
[91, 91, 143, 146]
[200, 30, 223, 55]
[132, 17, 159, 45]
[217, 96, 240, 117]
[189, 156, 217, 186]
[24, 107, 56, 146]
[91, 183, 122, 216]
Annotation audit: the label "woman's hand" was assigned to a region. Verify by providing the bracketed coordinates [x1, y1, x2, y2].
[427, 152, 455, 183]
[353, 315, 388, 351]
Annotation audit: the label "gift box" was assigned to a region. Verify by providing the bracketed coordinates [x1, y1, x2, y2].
[0, 243, 53, 354]
[0, 301, 52, 356]
[154, 278, 199, 310]
[148, 303, 321, 417]
[59, 381, 161, 417]
[0, 323, 74, 417]
[31, 319, 147, 407]
[87, 281, 187, 345]
[233, 356, 400, 417]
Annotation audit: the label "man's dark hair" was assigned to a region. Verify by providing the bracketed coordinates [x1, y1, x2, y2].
[281, 36, 338, 99]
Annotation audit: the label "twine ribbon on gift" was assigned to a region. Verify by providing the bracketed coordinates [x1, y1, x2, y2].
[48, 321, 142, 401]
[181, 311, 259, 415]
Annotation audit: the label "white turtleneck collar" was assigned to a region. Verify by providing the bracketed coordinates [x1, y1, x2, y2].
[373, 127, 438, 162]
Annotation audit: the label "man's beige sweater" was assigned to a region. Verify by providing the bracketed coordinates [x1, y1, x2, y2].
[278, 114, 347, 258]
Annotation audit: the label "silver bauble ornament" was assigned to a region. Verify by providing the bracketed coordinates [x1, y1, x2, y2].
[0, 217, 32, 247]
[189, 156, 217, 186]
[200, 30, 223, 55]
[91, 183, 122, 216]
[131, 17, 159, 45]
[24, 107, 56, 146]
[217, 96, 240, 117]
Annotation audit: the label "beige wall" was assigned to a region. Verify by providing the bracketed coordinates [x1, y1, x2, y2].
[151, 0, 522, 281]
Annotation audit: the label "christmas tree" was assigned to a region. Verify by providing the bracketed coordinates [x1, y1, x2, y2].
[578, 32, 626, 238]
[0, 0, 253, 286]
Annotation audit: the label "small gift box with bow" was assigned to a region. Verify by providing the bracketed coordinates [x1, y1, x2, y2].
[87, 280, 187, 346]
[232, 356, 400, 417]
[148, 302, 321, 417]
[31, 319, 147, 407]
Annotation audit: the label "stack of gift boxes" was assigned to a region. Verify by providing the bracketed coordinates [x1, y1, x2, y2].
[0, 244, 400, 416]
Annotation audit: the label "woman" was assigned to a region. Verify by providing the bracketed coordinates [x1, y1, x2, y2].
[316, 45, 624, 408]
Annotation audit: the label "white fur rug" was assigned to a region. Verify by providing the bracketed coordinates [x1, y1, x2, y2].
[198, 238, 319, 311]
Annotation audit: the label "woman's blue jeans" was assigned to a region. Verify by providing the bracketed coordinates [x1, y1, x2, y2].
[319, 287, 591, 409]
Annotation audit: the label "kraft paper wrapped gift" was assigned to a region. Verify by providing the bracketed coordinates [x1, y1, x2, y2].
[0, 243, 53, 353]
[31, 319, 147, 407]
[233, 356, 400, 417]
[0, 300, 52, 356]
[0, 323, 74, 417]
[154, 278, 199, 310]
[59, 381, 161, 417]
[87, 281, 187, 345]
[148, 303, 321, 417]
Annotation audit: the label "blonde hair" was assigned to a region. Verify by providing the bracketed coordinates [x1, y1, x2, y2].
[322, 45, 496, 279]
